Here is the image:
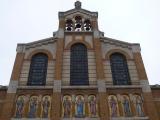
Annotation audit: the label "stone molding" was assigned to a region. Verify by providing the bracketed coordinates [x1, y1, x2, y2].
[62, 85, 97, 89]
[97, 80, 106, 92]
[7, 80, 18, 93]
[131, 44, 141, 53]
[140, 80, 151, 92]
[53, 80, 62, 92]
[11, 118, 50, 120]
[111, 116, 149, 120]
[62, 118, 100, 120]
[16, 44, 26, 53]
[18, 86, 53, 89]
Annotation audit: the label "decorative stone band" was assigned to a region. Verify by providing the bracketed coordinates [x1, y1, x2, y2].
[63, 118, 100, 120]
[11, 118, 100, 120]
[97, 80, 106, 92]
[111, 117, 149, 120]
[7, 80, 18, 93]
[131, 44, 141, 53]
[11, 118, 50, 120]
[140, 80, 151, 93]
[53, 80, 62, 92]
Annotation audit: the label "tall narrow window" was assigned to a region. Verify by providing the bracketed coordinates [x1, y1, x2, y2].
[70, 43, 89, 85]
[27, 53, 48, 86]
[110, 53, 131, 85]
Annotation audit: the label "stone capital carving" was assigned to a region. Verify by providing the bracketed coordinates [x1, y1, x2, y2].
[7, 80, 18, 93]
[97, 80, 106, 92]
[53, 80, 61, 92]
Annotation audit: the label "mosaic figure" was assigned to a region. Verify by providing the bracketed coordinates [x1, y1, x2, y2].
[63, 95, 72, 117]
[135, 95, 144, 117]
[122, 96, 131, 117]
[75, 95, 84, 117]
[109, 96, 118, 117]
[88, 95, 97, 117]
[15, 96, 25, 118]
[42, 96, 50, 118]
[28, 96, 38, 118]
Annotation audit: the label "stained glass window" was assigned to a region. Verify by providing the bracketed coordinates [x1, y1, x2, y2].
[110, 53, 131, 85]
[27, 53, 48, 86]
[70, 43, 89, 85]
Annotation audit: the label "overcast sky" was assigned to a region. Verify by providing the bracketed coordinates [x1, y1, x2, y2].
[0, 0, 160, 85]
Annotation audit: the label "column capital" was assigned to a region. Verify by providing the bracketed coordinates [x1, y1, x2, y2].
[97, 80, 106, 92]
[53, 80, 61, 92]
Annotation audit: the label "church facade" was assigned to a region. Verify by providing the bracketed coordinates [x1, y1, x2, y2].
[0, 1, 160, 120]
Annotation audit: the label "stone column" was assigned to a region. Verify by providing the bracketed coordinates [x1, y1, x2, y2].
[132, 45, 159, 120]
[93, 21, 109, 120]
[1, 45, 25, 120]
[51, 17, 64, 120]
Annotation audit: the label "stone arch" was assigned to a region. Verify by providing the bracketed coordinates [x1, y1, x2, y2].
[65, 40, 92, 49]
[105, 49, 131, 60]
[27, 49, 53, 60]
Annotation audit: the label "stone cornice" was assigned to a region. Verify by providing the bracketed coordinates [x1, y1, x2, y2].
[17, 37, 57, 50]
[59, 8, 98, 19]
[100, 36, 140, 49]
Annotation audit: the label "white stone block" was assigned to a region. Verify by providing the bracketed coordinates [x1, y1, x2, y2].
[7, 80, 18, 93]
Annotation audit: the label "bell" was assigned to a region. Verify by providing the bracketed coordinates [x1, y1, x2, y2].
[66, 27, 72, 31]
[75, 24, 81, 28]
[85, 27, 90, 31]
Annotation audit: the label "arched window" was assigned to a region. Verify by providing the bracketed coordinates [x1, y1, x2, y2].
[70, 43, 89, 85]
[27, 53, 48, 86]
[110, 53, 131, 85]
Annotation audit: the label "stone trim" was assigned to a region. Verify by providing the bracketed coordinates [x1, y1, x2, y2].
[53, 80, 62, 92]
[106, 85, 141, 89]
[62, 118, 100, 120]
[18, 86, 53, 89]
[11, 118, 50, 120]
[65, 40, 92, 49]
[97, 80, 106, 92]
[131, 44, 141, 53]
[62, 85, 97, 89]
[26, 49, 53, 60]
[105, 49, 132, 60]
[7, 80, 18, 93]
[111, 116, 149, 120]
[140, 80, 151, 92]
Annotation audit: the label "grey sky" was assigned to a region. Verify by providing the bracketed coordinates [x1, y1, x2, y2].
[0, 0, 160, 85]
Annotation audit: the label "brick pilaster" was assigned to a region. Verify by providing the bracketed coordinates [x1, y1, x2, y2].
[132, 45, 159, 120]
[93, 31, 109, 119]
[1, 50, 25, 119]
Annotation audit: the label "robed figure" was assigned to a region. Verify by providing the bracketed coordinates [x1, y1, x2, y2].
[109, 96, 118, 117]
[42, 97, 50, 118]
[122, 96, 131, 117]
[15, 96, 24, 118]
[28, 97, 38, 118]
[63, 96, 72, 117]
[76, 96, 84, 117]
[89, 96, 97, 117]
[135, 96, 144, 117]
